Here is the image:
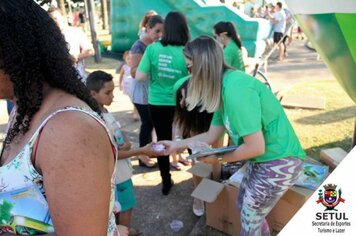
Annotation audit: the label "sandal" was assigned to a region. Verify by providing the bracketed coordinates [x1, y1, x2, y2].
[170, 163, 182, 171]
[178, 159, 190, 166]
[138, 156, 157, 168]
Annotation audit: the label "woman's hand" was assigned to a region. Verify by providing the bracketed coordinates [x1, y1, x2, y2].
[158, 140, 178, 155]
[135, 71, 148, 81]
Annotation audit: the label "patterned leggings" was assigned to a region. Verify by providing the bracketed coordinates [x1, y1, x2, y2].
[237, 157, 303, 236]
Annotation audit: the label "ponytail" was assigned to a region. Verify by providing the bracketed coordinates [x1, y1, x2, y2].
[213, 21, 242, 49]
[227, 22, 242, 49]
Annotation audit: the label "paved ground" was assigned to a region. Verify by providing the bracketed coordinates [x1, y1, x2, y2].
[267, 40, 334, 93]
[0, 38, 336, 235]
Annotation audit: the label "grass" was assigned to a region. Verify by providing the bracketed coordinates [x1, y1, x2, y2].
[284, 80, 355, 159]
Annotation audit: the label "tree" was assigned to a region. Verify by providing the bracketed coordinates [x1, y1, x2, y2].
[58, 0, 66, 15]
[101, 0, 109, 30]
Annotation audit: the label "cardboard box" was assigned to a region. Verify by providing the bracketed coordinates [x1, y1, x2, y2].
[188, 163, 314, 236]
[320, 147, 348, 170]
[267, 186, 314, 236]
[206, 184, 242, 234]
[191, 178, 241, 235]
[188, 162, 213, 181]
[189, 163, 240, 235]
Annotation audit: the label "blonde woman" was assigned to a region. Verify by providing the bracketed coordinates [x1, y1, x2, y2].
[160, 36, 305, 235]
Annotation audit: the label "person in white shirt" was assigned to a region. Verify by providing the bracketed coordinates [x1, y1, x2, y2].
[268, 2, 286, 61]
[48, 7, 94, 83]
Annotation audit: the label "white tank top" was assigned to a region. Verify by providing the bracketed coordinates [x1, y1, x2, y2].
[0, 106, 118, 235]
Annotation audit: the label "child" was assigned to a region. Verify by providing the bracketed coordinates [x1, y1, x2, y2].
[87, 70, 160, 235]
[118, 51, 139, 121]
[297, 25, 304, 40]
[119, 51, 133, 97]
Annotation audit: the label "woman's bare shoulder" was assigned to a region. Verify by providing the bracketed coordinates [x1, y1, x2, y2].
[35, 108, 114, 171]
[33, 106, 114, 235]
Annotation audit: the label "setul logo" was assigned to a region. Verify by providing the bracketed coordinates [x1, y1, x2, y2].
[313, 183, 350, 234]
[316, 183, 345, 211]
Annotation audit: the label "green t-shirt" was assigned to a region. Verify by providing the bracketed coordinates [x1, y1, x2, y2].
[137, 42, 189, 106]
[224, 41, 245, 72]
[211, 70, 305, 163]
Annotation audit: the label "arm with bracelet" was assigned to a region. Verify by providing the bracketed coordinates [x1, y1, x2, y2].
[161, 116, 265, 164]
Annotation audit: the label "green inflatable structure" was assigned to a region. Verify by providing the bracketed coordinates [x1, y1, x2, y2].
[285, 0, 356, 102]
[111, 0, 272, 57]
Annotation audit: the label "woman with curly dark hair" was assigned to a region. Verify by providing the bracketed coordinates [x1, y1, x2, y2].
[0, 1, 123, 235]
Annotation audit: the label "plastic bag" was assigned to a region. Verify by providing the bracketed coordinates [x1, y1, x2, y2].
[295, 162, 329, 190]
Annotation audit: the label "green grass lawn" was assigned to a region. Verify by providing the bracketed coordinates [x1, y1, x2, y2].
[284, 80, 355, 159]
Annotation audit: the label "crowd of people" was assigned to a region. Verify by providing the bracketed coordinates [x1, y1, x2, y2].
[0, 1, 306, 235]
[230, 0, 304, 62]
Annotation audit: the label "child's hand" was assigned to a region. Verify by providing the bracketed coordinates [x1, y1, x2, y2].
[119, 141, 131, 151]
[119, 85, 123, 91]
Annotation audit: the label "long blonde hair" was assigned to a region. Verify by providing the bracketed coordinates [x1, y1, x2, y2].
[183, 36, 229, 113]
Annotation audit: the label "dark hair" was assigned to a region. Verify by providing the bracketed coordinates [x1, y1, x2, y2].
[213, 21, 242, 49]
[276, 2, 282, 9]
[146, 15, 164, 29]
[0, 1, 101, 144]
[174, 79, 213, 138]
[161, 11, 190, 46]
[86, 70, 113, 92]
[0, 50, 4, 69]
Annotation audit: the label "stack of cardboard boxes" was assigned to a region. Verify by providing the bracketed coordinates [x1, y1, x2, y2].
[189, 162, 314, 235]
[188, 146, 348, 235]
[319, 147, 347, 171]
